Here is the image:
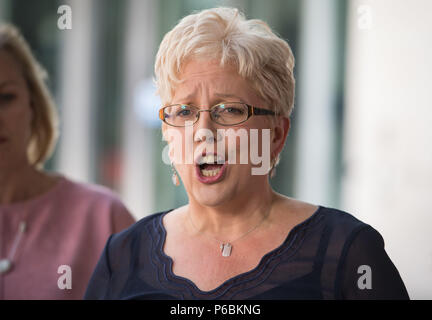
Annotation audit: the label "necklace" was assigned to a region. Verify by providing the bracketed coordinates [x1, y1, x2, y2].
[188, 205, 272, 257]
[0, 176, 57, 275]
[0, 221, 27, 275]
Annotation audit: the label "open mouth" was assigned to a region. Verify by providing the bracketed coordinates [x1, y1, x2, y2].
[195, 153, 227, 184]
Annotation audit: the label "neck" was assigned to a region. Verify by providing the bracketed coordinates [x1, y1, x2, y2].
[0, 163, 45, 205]
[187, 179, 276, 240]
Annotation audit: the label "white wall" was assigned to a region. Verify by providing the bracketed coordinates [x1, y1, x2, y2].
[57, 0, 95, 183]
[343, 0, 432, 299]
[120, 0, 158, 220]
[294, 0, 338, 207]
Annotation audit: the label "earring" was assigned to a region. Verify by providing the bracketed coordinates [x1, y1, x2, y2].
[171, 163, 180, 186]
[269, 158, 277, 179]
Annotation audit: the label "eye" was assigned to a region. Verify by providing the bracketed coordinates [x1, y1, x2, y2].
[226, 107, 243, 114]
[0, 93, 17, 103]
[177, 109, 191, 116]
[176, 105, 194, 117]
[219, 104, 245, 115]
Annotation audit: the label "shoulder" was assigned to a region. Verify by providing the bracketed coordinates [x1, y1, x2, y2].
[53, 176, 135, 227]
[275, 198, 383, 256]
[275, 197, 370, 240]
[320, 206, 386, 251]
[108, 209, 173, 248]
[292, 205, 408, 299]
[58, 176, 124, 205]
[280, 196, 373, 241]
[55, 176, 134, 216]
[304, 205, 384, 259]
[316, 206, 387, 265]
[320, 207, 409, 299]
[317, 205, 373, 237]
[102, 210, 172, 271]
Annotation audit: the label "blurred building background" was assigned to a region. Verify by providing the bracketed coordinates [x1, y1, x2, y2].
[1, 0, 431, 299]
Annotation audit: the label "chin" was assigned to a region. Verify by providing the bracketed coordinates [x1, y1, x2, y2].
[191, 183, 235, 207]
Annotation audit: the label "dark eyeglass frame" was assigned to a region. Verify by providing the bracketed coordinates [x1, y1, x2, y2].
[158, 102, 277, 127]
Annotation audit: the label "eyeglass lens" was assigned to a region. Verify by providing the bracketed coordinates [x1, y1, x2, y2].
[163, 103, 248, 126]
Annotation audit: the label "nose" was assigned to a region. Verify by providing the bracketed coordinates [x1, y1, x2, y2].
[195, 108, 218, 130]
[194, 109, 219, 143]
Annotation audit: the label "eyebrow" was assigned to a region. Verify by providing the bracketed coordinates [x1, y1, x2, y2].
[0, 81, 18, 89]
[175, 93, 195, 102]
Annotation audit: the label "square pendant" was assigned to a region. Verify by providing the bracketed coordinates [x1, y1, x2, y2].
[221, 243, 232, 257]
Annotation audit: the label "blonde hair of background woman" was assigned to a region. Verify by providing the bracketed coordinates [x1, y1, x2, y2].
[0, 23, 59, 168]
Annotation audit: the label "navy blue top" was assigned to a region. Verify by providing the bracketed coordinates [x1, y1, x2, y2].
[84, 206, 409, 300]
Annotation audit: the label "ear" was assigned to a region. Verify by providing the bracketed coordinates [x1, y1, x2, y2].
[271, 116, 290, 158]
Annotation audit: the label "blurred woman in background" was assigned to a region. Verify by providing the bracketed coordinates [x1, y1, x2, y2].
[0, 24, 135, 299]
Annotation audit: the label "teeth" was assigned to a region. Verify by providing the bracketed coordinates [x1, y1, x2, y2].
[198, 154, 225, 165]
[201, 168, 221, 177]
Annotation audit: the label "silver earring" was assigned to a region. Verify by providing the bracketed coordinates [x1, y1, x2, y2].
[269, 158, 277, 179]
[171, 163, 180, 186]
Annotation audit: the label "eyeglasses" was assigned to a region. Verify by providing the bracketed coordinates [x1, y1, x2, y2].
[159, 102, 276, 127]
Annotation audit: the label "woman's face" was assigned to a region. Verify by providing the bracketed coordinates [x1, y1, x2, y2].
[0, 50, 33, 170]
[163, 59, 288, 208]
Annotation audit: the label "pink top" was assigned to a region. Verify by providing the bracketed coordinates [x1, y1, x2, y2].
[0, 176, 136, 300]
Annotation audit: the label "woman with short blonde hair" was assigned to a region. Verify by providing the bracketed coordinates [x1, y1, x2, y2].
[0, 24, 135, 299]
[86, 7, 408, 300]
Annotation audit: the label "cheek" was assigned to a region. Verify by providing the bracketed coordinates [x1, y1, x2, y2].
[164, 127, 187, 164]
[7, 101, 34, 142]
[175, 163, 195, 187]
[17, 104, 33, 134]
[222, 126, 272, 165]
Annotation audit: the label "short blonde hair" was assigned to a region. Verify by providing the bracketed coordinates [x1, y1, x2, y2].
[155, 7, 295, 117]
[0, 24, 59, 168]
